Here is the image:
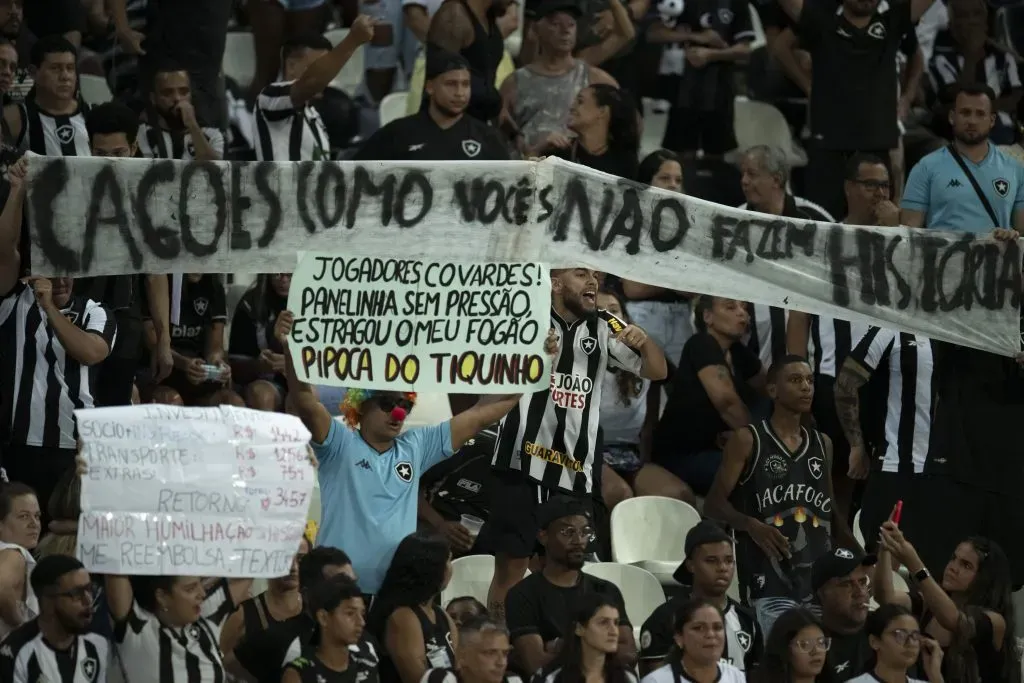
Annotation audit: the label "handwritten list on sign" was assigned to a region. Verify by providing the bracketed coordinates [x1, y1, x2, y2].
[75, 405, 314, 578]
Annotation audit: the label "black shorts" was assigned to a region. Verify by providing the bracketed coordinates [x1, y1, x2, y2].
[662, 105, 736, 156]
[812, 375, 850, 473]
[860, 472, 1024, 589]
[476, 469, 593, 559]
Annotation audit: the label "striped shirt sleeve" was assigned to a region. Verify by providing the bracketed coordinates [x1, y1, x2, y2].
[202, 127, 227, 157]
[82, 299, 117, 349]
[847, 326, 896, 371]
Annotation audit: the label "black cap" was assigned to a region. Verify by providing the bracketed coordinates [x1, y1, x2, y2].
[532, 0, 583, 19]
[672, 521, 734, 584]
[537, 495, 592, 530]
[811, 547, 877, 593]
[425, 50, 471, 80]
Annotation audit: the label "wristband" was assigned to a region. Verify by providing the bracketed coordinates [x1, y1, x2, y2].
[913, 568, 931, 583]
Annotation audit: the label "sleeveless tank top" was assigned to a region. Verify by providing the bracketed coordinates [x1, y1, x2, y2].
[0, 542, 37, 639]
[733, 420, 832, 603]
[456, 0, 503, 122]
[242, 593, 290, 635]
[511, 60, 590, 150]
[415, 604, 455, 670]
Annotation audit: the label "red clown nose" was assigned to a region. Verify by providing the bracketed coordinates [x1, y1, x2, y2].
[391, 407, 408, 422]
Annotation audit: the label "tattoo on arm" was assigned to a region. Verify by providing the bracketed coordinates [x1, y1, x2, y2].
[427, 4, 472, 52]
[834, 365, 869, 448]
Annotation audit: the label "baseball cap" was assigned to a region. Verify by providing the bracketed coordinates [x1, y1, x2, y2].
[672, 520, 734, 584]
[532, 0, 583, 19]
[537, 495, 592, 530]
[425, 50, 471, 80]
[811, 547, 877, 593]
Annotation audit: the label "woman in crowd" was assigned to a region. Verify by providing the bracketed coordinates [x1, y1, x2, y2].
[229, 273, 291, 411]
[875, 520, 1020, 683]
[368, 532, 456, 683]
[446, 596, 487, 627]
[282, 574, 378, 683]
[221, 534, 311, 659]
[651, 295, 767, 496]
[597, 290, 694, 507]
[540, 83, 639, 180]
[0, 482, 40, 639]
[847, 604, 945, 683]
[535, 594, 635, 683]
[641, 598, 745, 683]
[750, 608, 831, 683]
[105, 572, 235, 682]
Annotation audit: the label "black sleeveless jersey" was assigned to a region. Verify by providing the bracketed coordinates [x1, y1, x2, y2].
[285, 646, 381, 683]
[732, 419, 832, 603]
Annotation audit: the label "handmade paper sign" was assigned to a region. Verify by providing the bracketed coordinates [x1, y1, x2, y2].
[75, 404, 313, 577]
[286, 254, 552, 392]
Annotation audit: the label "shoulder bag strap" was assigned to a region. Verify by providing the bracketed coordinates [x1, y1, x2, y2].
[947, 144, 1001, 228]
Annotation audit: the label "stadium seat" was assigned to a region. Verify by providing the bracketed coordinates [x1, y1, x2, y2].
[326, 28, 364, 96]
[79, 75, 113, 106]
[852, 509, 865, 548]
[223, 31, 257, 89]
[380, 91, 409, 127]
[610, 496, 702, 585]
[441, 555, 497, 607]
[748, 4, 767, 51]
[402, 392, 453, 430]
[732, 97, 808, 167]
[581, 562, 666, 643]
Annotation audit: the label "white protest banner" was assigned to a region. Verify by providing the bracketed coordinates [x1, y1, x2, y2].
[287, 255, 551, 391]
[75, 404, 314, 577]
[26, 156, 1022, 356]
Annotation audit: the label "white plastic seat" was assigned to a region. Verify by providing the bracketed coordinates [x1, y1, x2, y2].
[852, 509, 865, 548]
[441, 555, 496, 607]
[732, 97, 808, 167]
[582, 562, 666, 643]
[610, 496, 702, 585]
[326, 28, 364, 96]
[79, 75, 113, 105]
[223, 31, 256, 89]
[402, 392, 452, 430]
[380, 91, 409, 127]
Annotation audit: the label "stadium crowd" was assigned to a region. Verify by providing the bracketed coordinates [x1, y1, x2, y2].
[0, 0, 1023, 682]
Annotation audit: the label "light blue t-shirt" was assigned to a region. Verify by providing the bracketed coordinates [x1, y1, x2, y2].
[902, 144, 1024, 233]
[312, 418, 454, 593]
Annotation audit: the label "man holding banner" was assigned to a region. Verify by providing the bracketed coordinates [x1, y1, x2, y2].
[275, 311, 523, 596]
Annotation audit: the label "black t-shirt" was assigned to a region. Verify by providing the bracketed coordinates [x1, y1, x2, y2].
[675, 0, 755, 112]
[824, 627, 871, 681]
[796, 0, 913, 150]
[285, 646, 381, 683]
[141, 275, 227, 357]
[653, 332, 762, 457]
[639, 595, 760, 671]
[506, 572, 631, 645]
[353, 110, 509, 161]
[555, 142, 637, 181]
[421, 428, 497, 522]
[229, 286, 287, 358]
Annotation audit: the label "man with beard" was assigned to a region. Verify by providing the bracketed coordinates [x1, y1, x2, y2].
[354, 51, 506, 161]
[137, 65, 223, 161]
[482, 269, 666, 620]
[706, 355, 858, 637]
[504, 497, 633, 675]
[0, 555, 109, 683]
[775, 0, 939, 218]
[898, 82, 1024, 587]
[811, 547, 875, 681]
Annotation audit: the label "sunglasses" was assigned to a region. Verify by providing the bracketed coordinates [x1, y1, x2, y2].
[378, 396, 415, 413]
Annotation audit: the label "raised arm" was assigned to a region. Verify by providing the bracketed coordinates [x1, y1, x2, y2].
[276, 310, 333, 444]
[145, 275, 173, 382]
[290, 17, 376, 108]
[32, 280, 113, 366]
[0, 157, 27, 261]
[786, 311, 810, 357]
[105, 574, 135, 622]
[698, 365, 751, 429]
[777, 0, 805, 25]
[822, 434, 858, 550]
[577, 0, 636, 66]
[449, 394, 522, 451]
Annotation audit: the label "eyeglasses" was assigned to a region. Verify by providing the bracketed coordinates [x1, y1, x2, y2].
[853, 178, 891, 190]
[378, 397, 415, 413]
[792, 637, 832, 653]
[557, 526, 596, 543]
[888, 629, 922, 646]
[51, 585, 94, 603]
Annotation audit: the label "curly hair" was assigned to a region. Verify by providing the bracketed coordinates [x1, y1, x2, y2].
[339, 389, 417, 428]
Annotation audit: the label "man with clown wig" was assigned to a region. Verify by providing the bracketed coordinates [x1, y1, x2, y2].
[274, 311, 531, 596]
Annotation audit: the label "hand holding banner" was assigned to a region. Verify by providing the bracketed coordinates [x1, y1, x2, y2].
[286, 254, 552, 392]
[76, 405, 313, 577]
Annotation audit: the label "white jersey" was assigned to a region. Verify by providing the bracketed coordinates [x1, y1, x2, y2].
[0, 543, 37, 640]
[642, 661, 746, 683]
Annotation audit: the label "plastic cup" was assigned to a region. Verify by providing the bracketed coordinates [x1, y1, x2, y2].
[460, 514, 485, 538]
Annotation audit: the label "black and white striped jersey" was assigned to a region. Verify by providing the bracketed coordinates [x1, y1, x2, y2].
[24, 98, 90, 157]
[137, 122, 226, 160]
[253, 81, 330, 161]
[808, 316, 868, 378]
[491, 308, 643, 494]
[114, 601, 227, 683]
[0, 619, 109, 683]
[0, 283, 117, 449]
[846, 327, 937, 475]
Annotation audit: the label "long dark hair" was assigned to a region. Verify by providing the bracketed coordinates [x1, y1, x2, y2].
[250, 274, 289, 325]
[542, 593, 631, 683]
[939, 536, 1019, 683]
[864, 603, 917, 670]
[589, 84, 639, 176]
[637, 149, 682, 186]
[665, 598, 725, 667]
[366, 532, 451, 640]
[752, 608, 836, 683]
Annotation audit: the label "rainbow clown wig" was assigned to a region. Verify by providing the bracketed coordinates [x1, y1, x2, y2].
[339, 389, 418, 428]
